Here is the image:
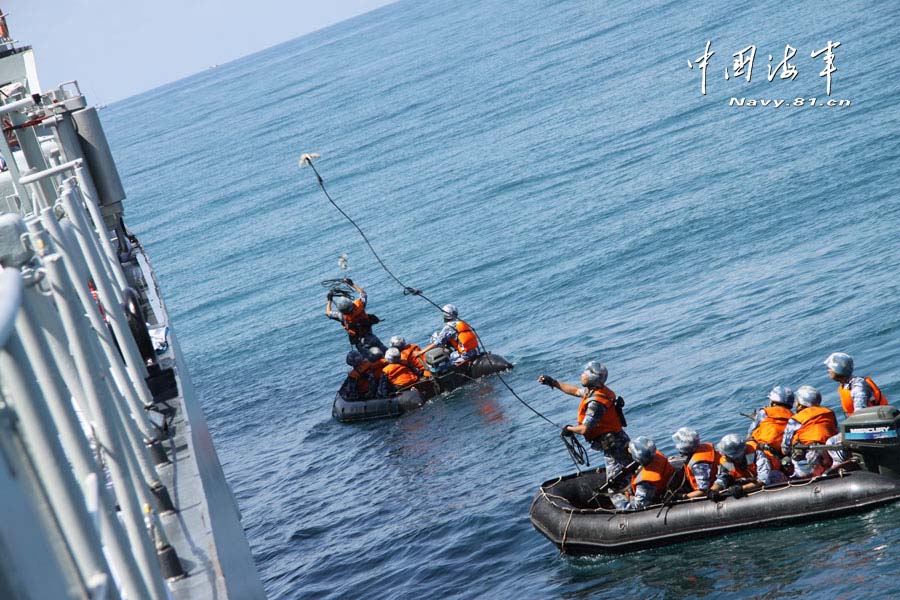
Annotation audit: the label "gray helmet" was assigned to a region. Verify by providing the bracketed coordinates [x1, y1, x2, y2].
[795, 385, 822, 407]
[346, 350, 364, 367]
[672, 427, 700, 455]
[628, 436, 657, 466]
[582, 361, 608, 388]
[768, 385, 794, 407]
[368, 347, 384, 361]
[824, 352, 854, 377]
[334, 296, 353, 314]
[441, 304, 458, 321]
[717, 434, 746, 460]
[385, 347, 401, 364]
[389, 335, 407, 349]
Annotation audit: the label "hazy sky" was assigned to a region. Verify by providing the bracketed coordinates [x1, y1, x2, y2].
[7, 0, 396, 104]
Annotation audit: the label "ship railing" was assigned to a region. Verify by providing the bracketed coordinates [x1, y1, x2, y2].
[0, 183, 186, 598]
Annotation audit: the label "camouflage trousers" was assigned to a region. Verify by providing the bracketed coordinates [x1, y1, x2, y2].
[590, 430, 632, 484]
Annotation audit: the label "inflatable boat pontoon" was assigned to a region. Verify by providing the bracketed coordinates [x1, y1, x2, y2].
[332, 351, 512, 422]
[530, 405, 900, 554]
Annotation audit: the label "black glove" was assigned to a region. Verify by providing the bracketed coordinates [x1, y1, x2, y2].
[707, 488, 723, 502]
[538, 374, 558, 388]
[729, 484, 745, 499]
[342, 277, 354, 286]
[327, 291, 333, 301]
[561, 426, 575, 438]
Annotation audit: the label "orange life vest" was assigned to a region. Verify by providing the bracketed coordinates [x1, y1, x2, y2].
[348, 363, 373, 396]
[447, 320, 478, 354]
[683, 443, 720, 491]
[791, 406, 838, 446]
[341, 299, 371, 337]
[746, 440, 782, 473]
[750, 405, 793, 448]
[718, 447, 757, 481]
[382, 363, 418, 389]
[369, 358, 386, 385]
[632, 451, 676, 498]
[577, 386, 623, 441]
[399, 344, 428, 374]
[839, 376, 887, 416]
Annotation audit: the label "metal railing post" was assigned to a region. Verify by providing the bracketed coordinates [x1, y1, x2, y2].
[0, 268, 117, 599]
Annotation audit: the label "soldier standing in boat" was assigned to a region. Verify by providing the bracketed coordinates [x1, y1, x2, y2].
[538, 361, 631, 485]
[326, 278, 385, 352]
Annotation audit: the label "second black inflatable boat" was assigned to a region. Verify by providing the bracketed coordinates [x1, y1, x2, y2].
[332, 351, 513, 422]
[531, 405, 900, 554]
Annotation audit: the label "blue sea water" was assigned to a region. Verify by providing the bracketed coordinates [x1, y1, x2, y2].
[101, 0, 900, 598]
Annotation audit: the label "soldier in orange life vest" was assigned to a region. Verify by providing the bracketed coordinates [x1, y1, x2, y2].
[707, 433, 787, 501]
[339, 350, 375, 400]
[538, 361, 631, 484]
[367, 347, 389, 397]
[382, 348, 420, 394]
[389, 335, 430, 377]
[746, 385, 794, 455]
[610, 437, 675, 510]
[824, 352, 888, 417]
[419, 304, 480, 369]
[671, 428, 719, 498]
[781, 385, 838, 478]
[325, 279, 385, 353]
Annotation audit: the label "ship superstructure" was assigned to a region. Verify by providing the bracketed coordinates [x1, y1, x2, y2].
[0, 14, 265, 599]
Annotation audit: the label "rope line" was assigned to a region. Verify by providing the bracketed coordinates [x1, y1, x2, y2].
[302, 155, 582, 465]
[303, 158, 443, 311]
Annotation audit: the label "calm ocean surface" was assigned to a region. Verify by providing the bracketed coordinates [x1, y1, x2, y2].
[102, 1, 899, 598]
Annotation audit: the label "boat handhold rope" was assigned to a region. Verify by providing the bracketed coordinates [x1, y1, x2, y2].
[299, 153, 443, 311]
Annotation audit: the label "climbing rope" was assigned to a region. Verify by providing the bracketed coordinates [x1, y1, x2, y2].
[301, 154, 582, 466]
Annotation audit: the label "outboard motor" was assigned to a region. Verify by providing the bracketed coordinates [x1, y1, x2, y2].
[423, 347, 450, 371]
[842, 406, 900, 478]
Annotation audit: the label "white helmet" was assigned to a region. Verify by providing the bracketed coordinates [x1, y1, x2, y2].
[824, 352, 854, 377]
[441, 304, 458, 321]
[334, 297, 353, 314]
[389, 335, 407, 349]
[582, 361, 608, 388]
[795, 385, 822, 407]
[628, 437, 657, 466]
[385, 347, 401, 364]
[717, 434, 746, 460]
[767, 385, 794, 407]
[672, 427, 700, 455]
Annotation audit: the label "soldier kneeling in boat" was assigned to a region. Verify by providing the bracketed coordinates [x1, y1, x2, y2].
[419, 304, 480, 371]
[708, 434, 787, 501]
[382, 348, 420, 395]
[539, 361, 631, 486]
[781, 385, 838, 478]
[340, 350, 376, 400]
[611, 437, 675, 510]
[671, 428, 720, 499]
[746, 385, 794, 457]
[389, 335, 430, 377]
[824, 352, 888, 417]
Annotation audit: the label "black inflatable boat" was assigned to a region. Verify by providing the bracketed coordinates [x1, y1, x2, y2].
[332, 351, 513, 422]
[530, 405, 900, 554]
